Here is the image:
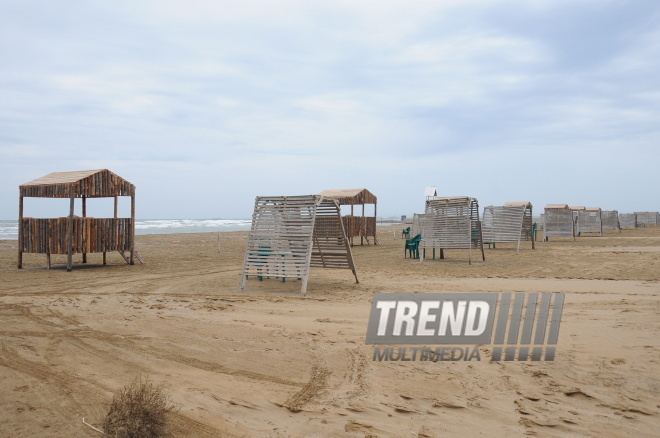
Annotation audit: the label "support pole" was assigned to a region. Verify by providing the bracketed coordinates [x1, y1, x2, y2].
[18, 195, 23, 269]
[67, 195, 74, 271]
[82, 196, 87, 263]
[129, 194, 135, 265]
[374, 201, 378, 245]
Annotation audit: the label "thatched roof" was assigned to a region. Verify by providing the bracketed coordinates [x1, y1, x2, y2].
[569, 206, 586, 210]
[545, 204, 569, 210]
[319, 188, 377, 205]
[20, 169, 135, 198]
[585, 207, 601, 211]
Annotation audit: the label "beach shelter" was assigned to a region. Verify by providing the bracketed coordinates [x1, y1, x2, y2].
[239, 195, 359, 295]
[635, 212, 659, 226]
[576, 207, 603, 236]
[619, 213, 637, 229]
[418, 196, 485, 264]
[601, 210, 621, 232]
[319, 188, 377, 246]
[543, 204, 574, 241]
[18, 169, 136, 271]
[482, 202, 535, 250]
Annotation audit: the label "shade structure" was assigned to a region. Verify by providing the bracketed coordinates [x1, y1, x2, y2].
[543, 204, 574, 241]
[18, 169, 136, 271]
[619, 213, 637, 229]
[601, 210, 621, 232]
[634, 212, 659, 226]
[576, 207, 603, 236]
[239, 195, 359, 295]
[417, 196, 485, 264]
[482, 202, 534, 250]
[319, 188, 377, 246]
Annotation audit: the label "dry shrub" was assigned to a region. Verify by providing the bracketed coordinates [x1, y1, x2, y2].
[103, 376, 177, 438]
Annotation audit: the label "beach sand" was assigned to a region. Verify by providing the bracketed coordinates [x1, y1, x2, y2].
[0, 227, 659, 437]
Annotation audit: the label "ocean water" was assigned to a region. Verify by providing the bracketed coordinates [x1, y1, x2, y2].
[0, 219, 252, 240]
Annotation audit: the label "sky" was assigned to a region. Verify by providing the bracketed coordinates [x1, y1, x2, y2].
[1, 0, 659, 219]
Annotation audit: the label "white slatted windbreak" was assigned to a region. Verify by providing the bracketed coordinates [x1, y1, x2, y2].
[635, 212, 659, 226]
[240, 195, 358, 295]
[601, 211, 620, 232]
[482, 205, 527, 250]
[420, 197, 485, 263]
[576, 209, 603, 236]
[543, 208, 574, 240]
[619, 213, 637, 229]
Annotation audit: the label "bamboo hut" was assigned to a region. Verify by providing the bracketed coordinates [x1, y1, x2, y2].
[601, 210, 621, 232]
[543, 204, 574, 241]
[482, 202, 534, 250]
[619, 213, 637, 229]
[635, 212, 659, 226]
[576, 207, 603, 236]
[319, 188, 377, 246]
[18, 169, 136, 271]
[418, 196, 485, 264]
[239, 195, 359, 295]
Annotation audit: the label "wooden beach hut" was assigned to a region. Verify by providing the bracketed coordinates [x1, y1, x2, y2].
[543, 204, 574, 241]
[482, 202, 535, 250]
[418, 196, 485, 264]
[601, 210, 621, 232]
[239, 195, 359, 296]
[619, 213, 637, 229]
[319, 188, 377, 246]
[576, 207, 603, 236]
[18, 169, 136, 271]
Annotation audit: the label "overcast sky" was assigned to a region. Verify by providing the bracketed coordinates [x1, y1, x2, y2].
[1, 0, 658, 219]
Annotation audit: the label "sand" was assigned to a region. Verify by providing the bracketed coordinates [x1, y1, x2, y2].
[0, 226, 659, 437]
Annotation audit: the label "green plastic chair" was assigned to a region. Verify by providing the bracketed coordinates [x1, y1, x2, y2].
[402, 226, 411, 239]
[404, 234, 422, 259]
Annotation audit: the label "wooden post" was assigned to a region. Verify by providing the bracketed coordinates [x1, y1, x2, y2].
[82, 196, 87, 263]
[67, 195, 74, 271]
[129, 194, 135, 265]
[374, 201, 378, 245]
[47, 253, 51, 269]
[18, 194, 23, 269]
[217, 231, 221, 253]
[350, 204, 354, 246]
[360, 203, 364, 246]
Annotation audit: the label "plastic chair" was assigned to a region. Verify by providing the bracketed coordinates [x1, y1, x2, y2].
[402, 226, 411, 239]
[404, 234, 422, 259]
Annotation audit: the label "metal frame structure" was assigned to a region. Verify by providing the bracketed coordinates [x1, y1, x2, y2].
[576, 207, 603, 236]
[482, 202, 535, 250]
[543, 204, 574, 241]
[239, 195, 359, 295]
[418, 196, 485, 264]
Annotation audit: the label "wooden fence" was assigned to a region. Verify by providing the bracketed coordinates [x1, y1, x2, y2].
[20, 217, 133, 254]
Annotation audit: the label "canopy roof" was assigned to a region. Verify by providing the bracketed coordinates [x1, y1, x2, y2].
[545, 204, 569, 210]
[20, 169, 135, 198]
[319, 188, 377, 205]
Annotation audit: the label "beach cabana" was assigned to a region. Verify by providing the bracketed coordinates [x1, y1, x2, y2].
[239, 195, 359, 295]
[543, 204, 574, 241]
[576, 207, 603, 236]
[619, 213, 637, 229]
[319, 188, 377, 246]
[18, 169, 136, 271]
[419, 196, 485, 264]
[601, 210, 621, 232]
[635, 212, 659, 226]
[482, 202, 534, 250]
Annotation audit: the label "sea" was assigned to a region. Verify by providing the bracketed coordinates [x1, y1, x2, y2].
[0, 219, 253, 240]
